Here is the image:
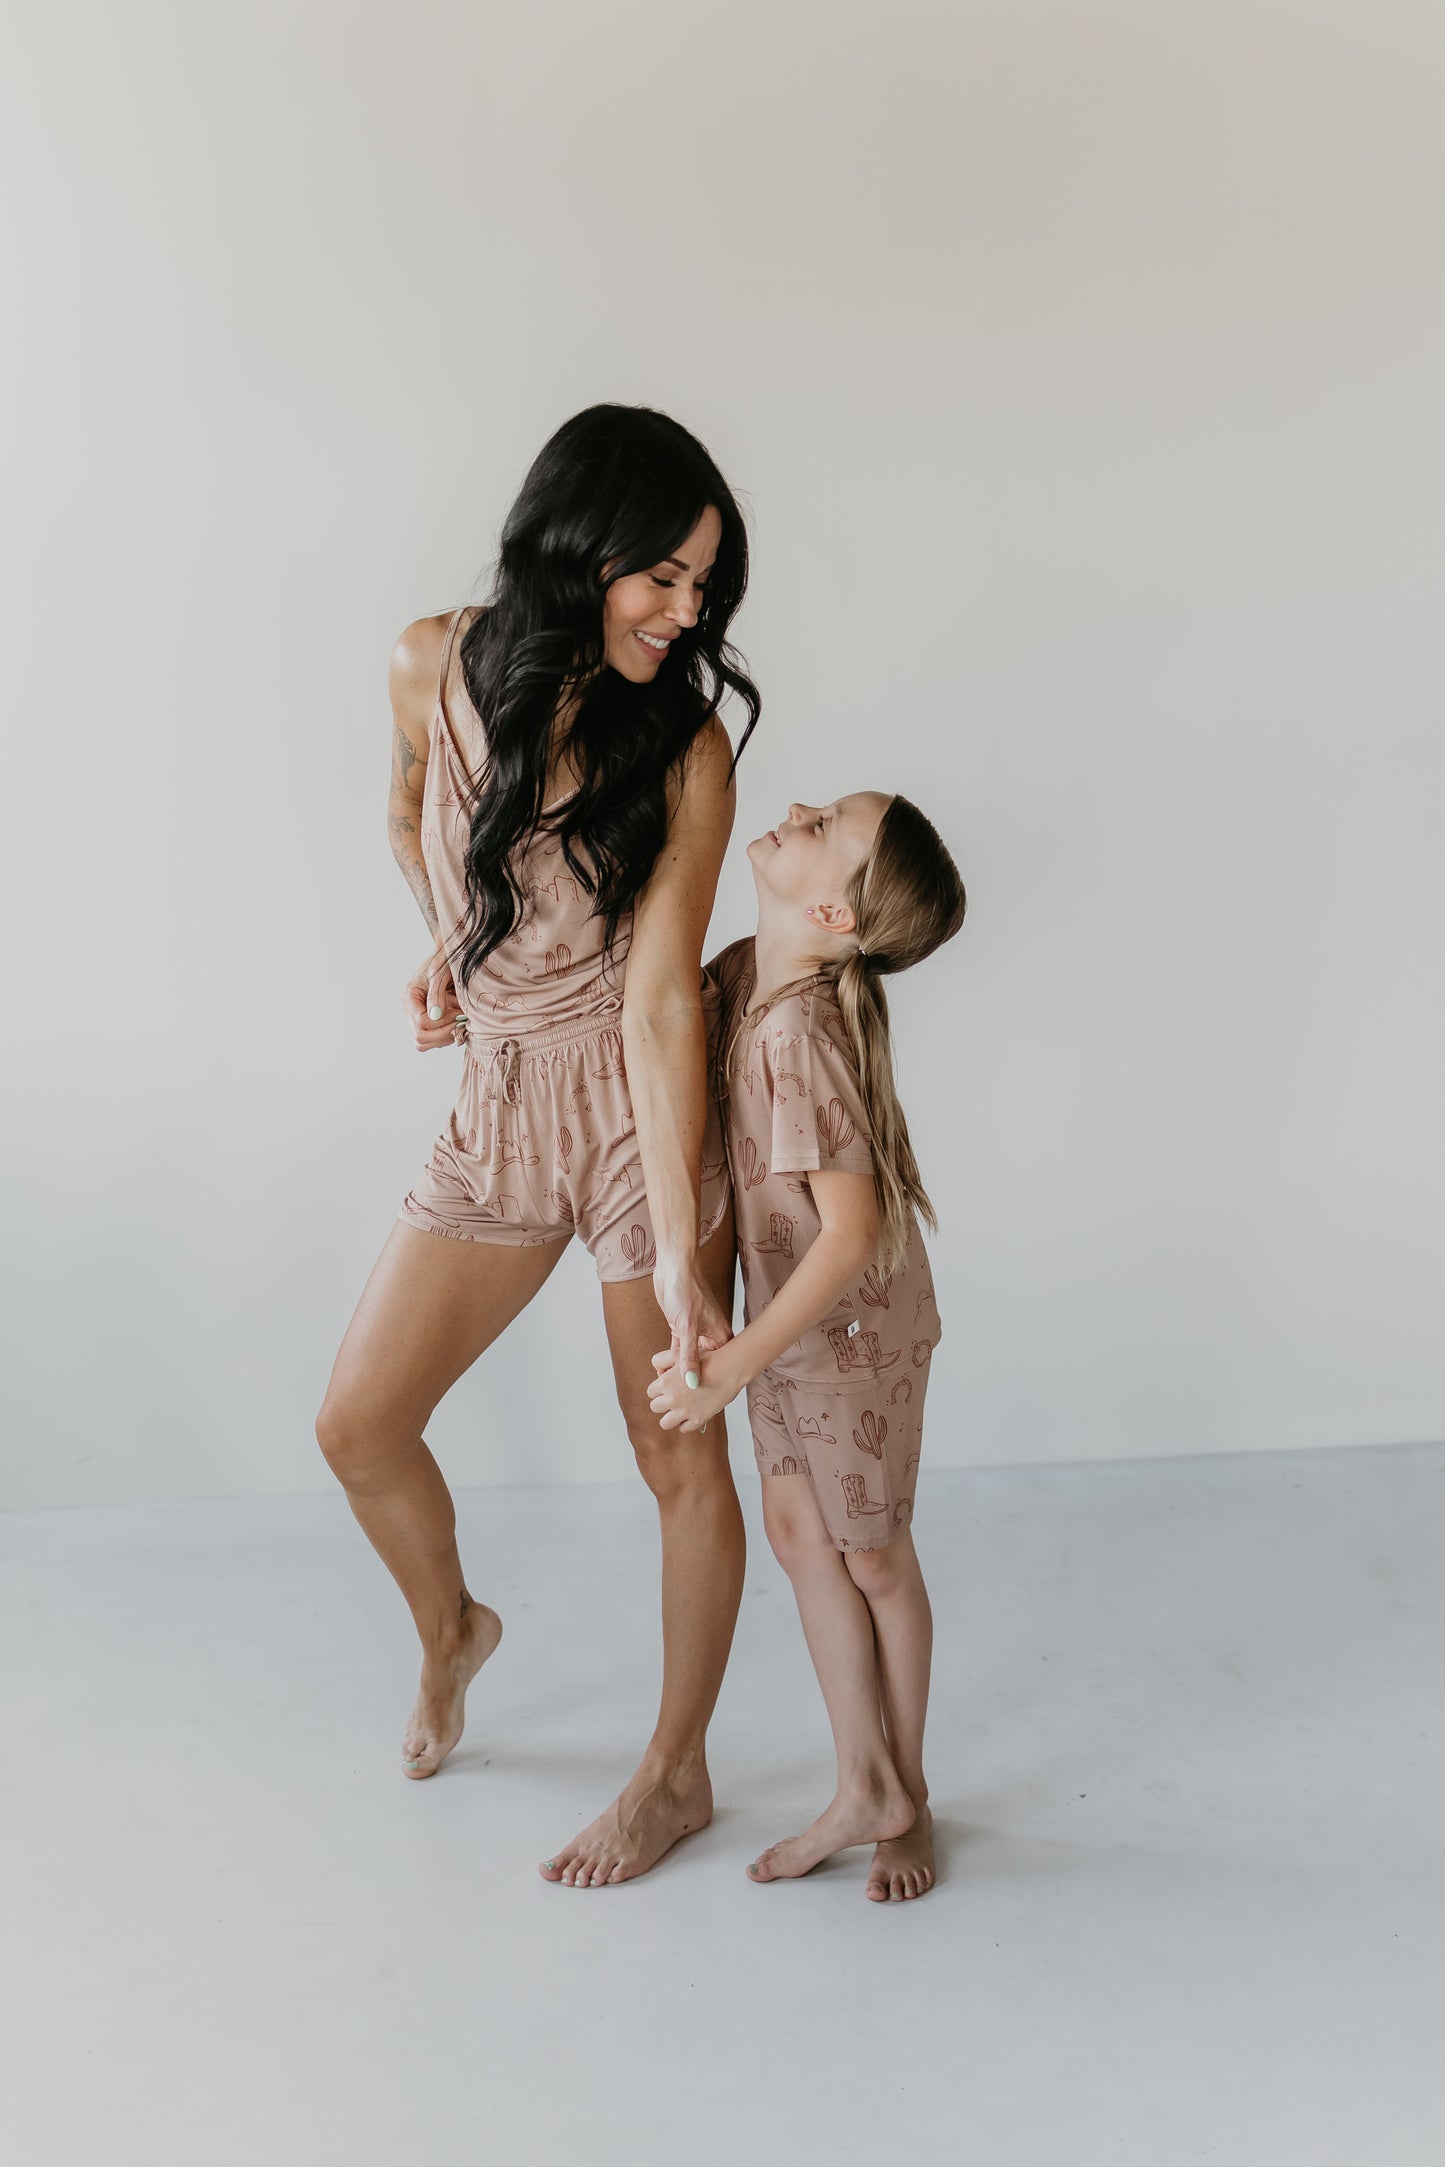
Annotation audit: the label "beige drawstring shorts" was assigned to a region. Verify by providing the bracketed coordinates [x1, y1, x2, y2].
[747, 1346, 932, 1552]
[399, 1013, 731, 1281]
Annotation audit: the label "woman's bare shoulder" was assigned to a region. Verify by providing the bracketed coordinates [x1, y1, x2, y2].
[388, 606, 485, 743]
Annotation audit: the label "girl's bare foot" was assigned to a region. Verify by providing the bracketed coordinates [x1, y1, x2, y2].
[401, 1601, 503, 1779]
[866, 1801, 934, 1901]
[747, 1773, 914, 1883]
[539, 1759, 714, 1887]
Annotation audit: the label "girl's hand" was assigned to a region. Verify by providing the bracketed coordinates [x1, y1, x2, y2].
[402, 949, 464, 1052]
[651, 1253, 733, 1392]
[648, 1346, 743, 1435]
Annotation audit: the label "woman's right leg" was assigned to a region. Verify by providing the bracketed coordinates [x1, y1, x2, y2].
[747, 1476, 915, 1883]
[316, 1220, 569, 1776]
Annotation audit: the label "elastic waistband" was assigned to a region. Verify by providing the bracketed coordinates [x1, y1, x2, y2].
[458, 1002, 625, 1103]
[459, 1001, 624, 1059]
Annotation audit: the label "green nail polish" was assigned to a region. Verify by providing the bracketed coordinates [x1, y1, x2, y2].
[685, 1371, 700, 1389]
[428, 1005, 443, 1021]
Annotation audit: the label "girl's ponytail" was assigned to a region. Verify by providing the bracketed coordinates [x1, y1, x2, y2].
[826, 797, 966, 1277]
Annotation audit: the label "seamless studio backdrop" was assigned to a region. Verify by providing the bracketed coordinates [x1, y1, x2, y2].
[3, 0, 1443, 1509]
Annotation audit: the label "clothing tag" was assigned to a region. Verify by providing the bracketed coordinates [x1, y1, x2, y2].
[846, 1318, 861, 1338]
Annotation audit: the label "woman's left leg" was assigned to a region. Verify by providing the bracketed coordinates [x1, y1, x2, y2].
[539, 1213, 746, 1887]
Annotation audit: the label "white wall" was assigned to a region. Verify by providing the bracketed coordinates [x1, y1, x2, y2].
[3, 0, 1442, 1508]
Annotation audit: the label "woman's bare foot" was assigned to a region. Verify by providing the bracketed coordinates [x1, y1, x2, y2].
[866, 1801, 935, 1901]
[539, 1759, 714, 1887]
[748, 1773, 914, 1884]
[401, 1601, 503, 1779]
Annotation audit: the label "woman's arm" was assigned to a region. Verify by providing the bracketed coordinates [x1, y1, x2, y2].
[387, 614, 463, 1050]
[648, 1170, 878, 1431]
[622, 717, 737, 1377]
[387, 616, 445, 937]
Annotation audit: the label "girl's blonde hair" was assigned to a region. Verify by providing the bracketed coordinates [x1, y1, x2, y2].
[827, 795, 966, 1276]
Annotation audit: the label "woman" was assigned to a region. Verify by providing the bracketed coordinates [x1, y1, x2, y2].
[317, 405, 759, 1888]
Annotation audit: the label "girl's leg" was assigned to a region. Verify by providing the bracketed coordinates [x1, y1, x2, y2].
[844, 1528, 937, 1900]
[748, 1476, 914, 1883]
[316, 1220, 569, 1777]
[541, 1213, 745, 1888]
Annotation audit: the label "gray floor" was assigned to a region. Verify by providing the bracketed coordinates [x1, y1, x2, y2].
[3, 1443, 1442, 2166]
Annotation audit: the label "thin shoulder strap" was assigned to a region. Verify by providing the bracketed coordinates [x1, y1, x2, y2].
[433, 606, 469, 768]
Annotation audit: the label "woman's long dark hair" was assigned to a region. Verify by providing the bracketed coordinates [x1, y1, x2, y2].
[450, 404, 760, 988]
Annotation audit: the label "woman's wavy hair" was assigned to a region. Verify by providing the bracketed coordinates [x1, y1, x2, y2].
[827, 797, 967, 1276]
[449, 404, 760, 988]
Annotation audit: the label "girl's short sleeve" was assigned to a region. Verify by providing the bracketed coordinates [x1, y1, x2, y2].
[766, 1000, 876, 1178]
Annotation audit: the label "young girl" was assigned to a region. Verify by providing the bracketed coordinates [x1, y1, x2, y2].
[649, 792, 965, 1901]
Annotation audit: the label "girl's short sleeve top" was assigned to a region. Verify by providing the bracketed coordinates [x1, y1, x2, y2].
[705, 937, 942, 1388]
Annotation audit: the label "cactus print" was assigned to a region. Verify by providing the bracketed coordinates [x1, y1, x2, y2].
[859, 1266, 890, 1309]
[816, 1097, 857, 1158]
[852, 1409, 887, 1459]
[619, 1223, 657, 1274]
[739, 1134, 767, 1190]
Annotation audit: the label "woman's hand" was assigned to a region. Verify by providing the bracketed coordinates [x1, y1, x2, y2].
[651, 1252, 733, 1398]
[649, 1344, 743, 1435]
[402, 949, 464, 1052]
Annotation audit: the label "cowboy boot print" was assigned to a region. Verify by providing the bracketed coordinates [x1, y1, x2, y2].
[840, 1472, 887, 1521]
[823, 1325, 890, 1377]
[753, 1212, 795, 1259]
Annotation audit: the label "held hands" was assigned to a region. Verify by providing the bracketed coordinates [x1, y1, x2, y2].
[650, 1254, 733, 1395]
[402, 949, 464, 1052]
[649, 1346, 743, 1435]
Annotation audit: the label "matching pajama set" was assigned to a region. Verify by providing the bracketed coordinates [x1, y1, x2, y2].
[706, 938, 942, 1553]
[398, 608, 731, 1275]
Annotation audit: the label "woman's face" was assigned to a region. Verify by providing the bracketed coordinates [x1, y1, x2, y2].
[601, 505, 722, 682]
[747, 793, 891, 914]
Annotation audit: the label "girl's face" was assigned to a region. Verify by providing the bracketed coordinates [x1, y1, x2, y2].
[601, 505, 722, 682]
[747, 793, 891, 927]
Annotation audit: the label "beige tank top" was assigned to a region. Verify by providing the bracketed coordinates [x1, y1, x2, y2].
[420, 608, 632, 1037]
